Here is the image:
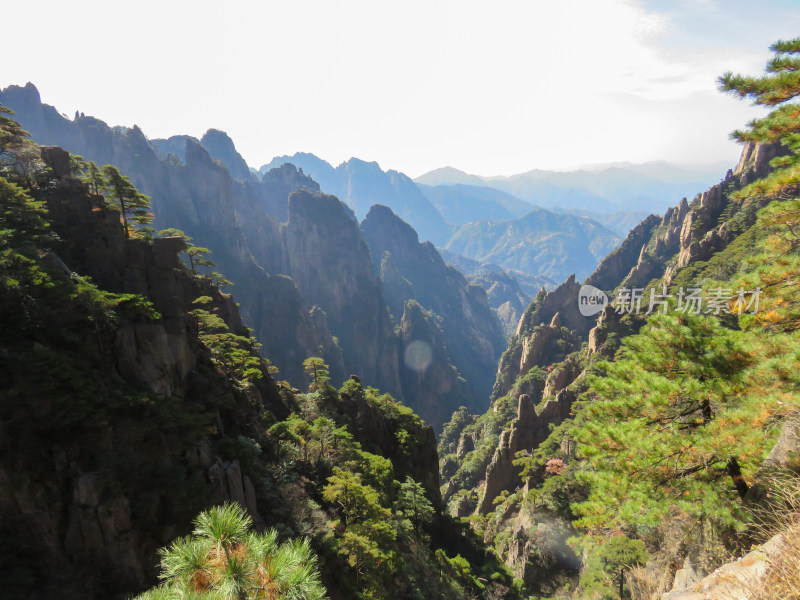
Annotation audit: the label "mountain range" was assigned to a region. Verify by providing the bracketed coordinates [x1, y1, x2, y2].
[415, 161, 730, 214]
[445, 209, 620, 281]
[260, 153, 452, 246]
[3, 40, 799, 600]
[0, 83, 505, 429]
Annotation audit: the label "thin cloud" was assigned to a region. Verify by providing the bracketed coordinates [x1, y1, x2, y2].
[0, 0, 797, 176]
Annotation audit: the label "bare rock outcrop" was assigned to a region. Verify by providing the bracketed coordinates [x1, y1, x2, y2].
[478, 389, 577, 513]
[360, 204, 505, 425]
[0, 148, 276, 598]
[515, 274, 587, 337]
[284, 190, 402, 398]
[585, 214, 661, 292]
[661, 534, 783, 600]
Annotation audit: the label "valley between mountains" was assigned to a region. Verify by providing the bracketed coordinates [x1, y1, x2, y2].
[2, 37, 800, 600]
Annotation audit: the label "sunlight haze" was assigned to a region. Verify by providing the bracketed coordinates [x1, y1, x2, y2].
[3, 0, 799, 176]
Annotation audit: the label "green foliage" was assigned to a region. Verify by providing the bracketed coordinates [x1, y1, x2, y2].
[0, 106, 48, 188]
[719, 36, 800, 199]
[438, 406, 474, 457]
[0, 104, 29, 155]
[1, 174, 53, 251]
[395, 476, 435, 536]
[83, 160, 104, 195]
[579, 536, 649, 600]
[158, 227, 218, 273]
[135, 503, 326, 600]
[323, 467, 389, 526]
[264, 381, 505, 600]
[574, 311, 763, 530]
[303, 357, 330, 391]
[190, 299, 263, 387]
[440, 395, 519, 510]
[0, 174, 159, 343]
[510, 364, 548, 398]
[101, 164, 153, 238]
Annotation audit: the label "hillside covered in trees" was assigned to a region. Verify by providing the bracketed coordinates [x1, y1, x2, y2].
[438, 37, 800, 599]
[0, 105, 519, 600]
[2, 31, 800, 600]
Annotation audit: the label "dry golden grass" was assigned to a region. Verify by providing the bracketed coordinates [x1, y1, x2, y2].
[751, 520, 800, 600]
[625, 563, 675, 600]
[749, 474, 800, 600]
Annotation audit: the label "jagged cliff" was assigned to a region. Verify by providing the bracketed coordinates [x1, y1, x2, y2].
[0, 83, 343, 388]
[1, 146, 287, 597]
[479, 140, 779, 508]
[0, 84, 508, 428]
[283, 191, 401, 398]
[1, 145, 448, 600]
[360, 204, 505, 425]
[439, 140, 786, 593]
[435, 248, 553, 338]
[261, 153, 453, 245]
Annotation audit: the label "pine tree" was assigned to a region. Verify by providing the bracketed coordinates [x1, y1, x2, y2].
[190, 296, 263, 385]
[580, 536, 649, 600]
[157, 228, 215, 272]
[323, 467, 386, 526]
[395, 476, 434, 537]
[101, 164, 152, 238]
[303, 357, 330, 391]
[84, 161, 104, 196]
[574, 312, 758, 531]
[135, 503, 326, 600]
[719, 37, 800, 199]
[0, 105, 29, 157]
[0, 104, 45, 188]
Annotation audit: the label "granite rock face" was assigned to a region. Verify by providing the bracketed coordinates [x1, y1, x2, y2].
[1, 85, 392, 394]
[583, 214, 661, 292]
[0, 150, 283, 598]
[396, 300, 475, 431]
[7, 84, 512, 416]
[1, 85, 341, 388]
[477, 388, 577, 514]
[444, 140, 788, 585]
[360, 204, 505, 425]
[261, 153, 452, 245]
[200, 128, 254, 182]
[284, 191, 402, 398]
[492, 276, 585, 401]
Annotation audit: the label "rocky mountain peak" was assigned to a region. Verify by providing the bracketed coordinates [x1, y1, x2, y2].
[361, 203, 421, 249]
[200, 128, 253, 181]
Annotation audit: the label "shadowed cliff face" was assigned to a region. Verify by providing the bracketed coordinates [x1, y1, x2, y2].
[1, 84, 518, 428]
[0, 84, 360, 389]
[1, 146, 448, 600]
[0, 147, 289, 598]
[199, 128, 254, 182]
[283, 191, 402, 399]
[360, 204, 505, 425]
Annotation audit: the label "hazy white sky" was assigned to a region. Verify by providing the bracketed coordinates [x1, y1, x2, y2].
[2, 0, 799, 176]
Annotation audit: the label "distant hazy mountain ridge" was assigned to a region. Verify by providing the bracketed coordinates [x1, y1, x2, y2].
[416, 162, 729, 214]
[445, 209, 620, 282]
[261, 153, 452, 245]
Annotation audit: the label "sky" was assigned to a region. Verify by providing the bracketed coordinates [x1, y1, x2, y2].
[2, 0, 800, 177]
